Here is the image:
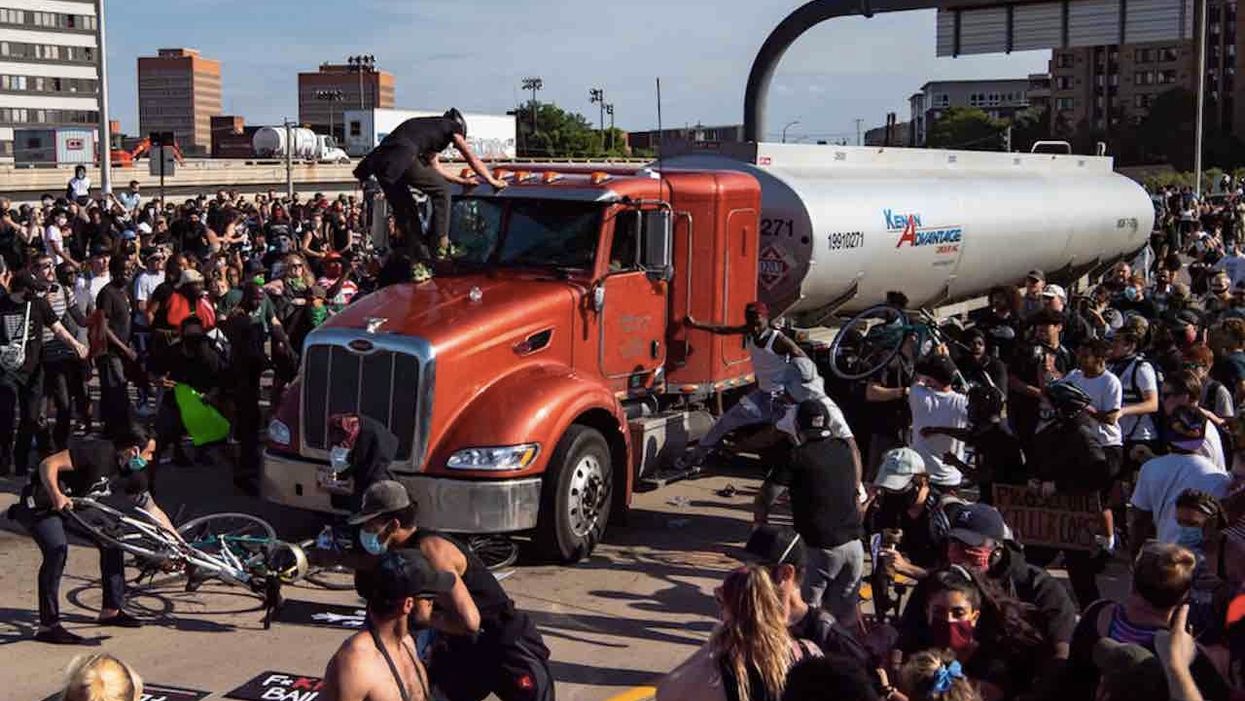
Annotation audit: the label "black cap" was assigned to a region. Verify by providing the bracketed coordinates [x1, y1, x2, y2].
[795, 399, 833, 439]
[444, 108, 467, 136]
[371, 549, 455, 602]
[744, 525, 806, 568]
[947, 503, 1008, 547]
[919, 354, 957, 387]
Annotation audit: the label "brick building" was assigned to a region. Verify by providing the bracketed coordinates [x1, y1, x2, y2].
[137, 48, 222, 156]
[298, 62, 394, 141]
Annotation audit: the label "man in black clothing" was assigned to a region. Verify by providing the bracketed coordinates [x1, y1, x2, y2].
[0, 272, 86, 476]
[755, 400, 864, 626]
[96, 255, 136, 441]
[351, 481, 554, 701]
[922, 385, 1025, 504]
[150, 315, 225, 494]
[324, 412, 399, 514]
[1008, 307, 1074, 453]
[957, 328, 1008, 394]
[744, 525, 870, 665]
[353, 109, 508, 264]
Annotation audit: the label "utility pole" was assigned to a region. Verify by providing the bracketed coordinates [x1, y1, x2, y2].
[854, 118, 863, 146]
[589, 87, 605, 147]
[95, 0, 112, 194]
[521, 77, 542, 153]
[781, 120, 799, 143]
[1194, 0, 1208, 198]
[284, 118, 294, 199]
[315, 89, 344, 141]
[348, 55, 375, 110]
[605, 104, 615, 152]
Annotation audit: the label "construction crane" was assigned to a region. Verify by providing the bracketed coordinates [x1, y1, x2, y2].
[110, 137, 186, 168]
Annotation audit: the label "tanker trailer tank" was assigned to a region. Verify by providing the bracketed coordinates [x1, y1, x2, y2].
[666, 143, 1154, 323]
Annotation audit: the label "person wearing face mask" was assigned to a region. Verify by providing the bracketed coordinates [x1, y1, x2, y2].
[1116, 273, 1159, 320]
[164, 269, 216, 331]
[11, 426, 173, 644]
[350, 481, 554, 701]
[320, 413, 398, 515]
[869, 449, 948, 623]
[1008, 308, 1072, 456]
[1171, 489, 1235, 642]
[40, 257, 90, 450]
[897, 567, 1049, 701]
[44, 209, 77, 267]
[1110, 329, 1163, 473]
[0, 272, 88, 476]
[1204, 273, 1234, 321]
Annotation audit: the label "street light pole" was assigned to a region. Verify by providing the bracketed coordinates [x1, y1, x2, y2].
[605, 104, 615, 152]
[781, 120, 800, 143]
[521, 77, 543, 153]
[284, 118, 294, 199]
[95, 0, 112, 194]
[589, 87, 605, 147]
[1195, 0, 1208, 198]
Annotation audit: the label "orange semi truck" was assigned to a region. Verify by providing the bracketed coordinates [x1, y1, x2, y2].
[262, 142, 1154, 562]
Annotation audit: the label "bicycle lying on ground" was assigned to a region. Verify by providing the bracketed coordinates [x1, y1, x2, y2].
[64, 491, 307, 629]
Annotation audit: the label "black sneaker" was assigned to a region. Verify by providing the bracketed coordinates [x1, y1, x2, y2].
[35, 625, 87, 645]
[97, 611, 143, 628]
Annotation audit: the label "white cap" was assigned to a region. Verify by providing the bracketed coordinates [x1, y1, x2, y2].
[873, 448, 926, 491]
[1041, 284, 1066, 299]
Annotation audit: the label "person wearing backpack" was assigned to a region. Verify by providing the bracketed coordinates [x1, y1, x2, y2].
[1110, 330, 1162, 475]
[0, 272, 87, 476]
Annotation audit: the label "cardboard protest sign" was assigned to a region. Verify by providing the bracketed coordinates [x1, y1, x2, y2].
[273, 598, 366, 629]
[992, 484, 1102, 551]
[226, 672, 324, 701]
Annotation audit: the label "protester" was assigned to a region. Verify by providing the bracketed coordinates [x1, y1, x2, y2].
[59, 653, 144, 701]
[908, 353, 967, 489]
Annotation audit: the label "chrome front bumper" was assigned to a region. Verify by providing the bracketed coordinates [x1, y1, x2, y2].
[262, 450, 543, 533]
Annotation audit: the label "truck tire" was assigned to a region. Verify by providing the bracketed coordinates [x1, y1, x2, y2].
[532, 425, 613, 563]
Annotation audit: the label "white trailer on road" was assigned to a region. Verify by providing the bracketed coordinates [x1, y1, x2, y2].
[343, 108, 516, 160]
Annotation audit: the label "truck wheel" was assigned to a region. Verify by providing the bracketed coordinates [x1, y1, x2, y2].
[533, 425, 612, 563]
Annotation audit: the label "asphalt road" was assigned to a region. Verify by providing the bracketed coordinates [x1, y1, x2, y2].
[0, 459, 766, 701]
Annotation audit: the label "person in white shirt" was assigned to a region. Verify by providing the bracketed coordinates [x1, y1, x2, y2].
[73, 244, 111, 317]
[909, 353, 967, 488]
[1109, 329, 1160, 462]
[1215, 241, 1245, 289]
[1064, 339, 1124, 462]
[1129, 406, 1231, 561]
[132, 248, 165, 308]
[66, 165, 90, 204]
[43, 212, 76, 267]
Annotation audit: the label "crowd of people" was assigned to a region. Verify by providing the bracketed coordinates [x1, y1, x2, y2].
[656, 184, 1245, 701]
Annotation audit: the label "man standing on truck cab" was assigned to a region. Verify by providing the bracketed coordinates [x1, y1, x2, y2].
[352, 109, 508, 281]
[679, 301, 806, 471]
[351, 481, 554, 701]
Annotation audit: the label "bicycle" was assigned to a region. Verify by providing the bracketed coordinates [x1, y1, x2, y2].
[827, 304, 969, 383]
[64, 491, 307, 629]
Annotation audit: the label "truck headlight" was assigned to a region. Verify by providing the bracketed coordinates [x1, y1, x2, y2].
[268, 419, 291, 446]
[446, 444, 539, 471]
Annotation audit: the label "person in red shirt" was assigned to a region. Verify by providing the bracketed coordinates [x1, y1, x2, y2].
[165, 269, 216, 331]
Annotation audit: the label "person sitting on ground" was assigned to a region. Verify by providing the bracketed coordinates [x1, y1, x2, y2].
[351, 481, 553, 701]
[897, 648, 982, 701]
[59, 653, 144, 701]
[657, 564, 820, 701]
[149, 315, 226, 492]
[1067, 543, 1231, 701]
[755, 399, 865, 628]
[322, 549, 446, 701]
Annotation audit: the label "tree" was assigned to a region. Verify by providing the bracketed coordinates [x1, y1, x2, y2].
[513, 101, 630, 159]
[1007, 106, 1050, 153]
[925, 107, 1007, 150]
[1135, 87, 1195, 168]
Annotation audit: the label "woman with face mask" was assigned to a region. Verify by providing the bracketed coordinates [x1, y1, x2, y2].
[899, 567, 1048, 701]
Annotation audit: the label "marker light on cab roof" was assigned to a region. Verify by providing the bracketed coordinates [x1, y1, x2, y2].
[542, 171, 562, 183]
[590, 171, 612, 185]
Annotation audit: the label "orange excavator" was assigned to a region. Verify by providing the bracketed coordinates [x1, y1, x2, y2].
[110, 137, 186, 167]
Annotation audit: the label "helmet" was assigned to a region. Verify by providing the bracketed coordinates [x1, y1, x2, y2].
[1045, 380, 1092, 418]
[444, 108, 467, 136]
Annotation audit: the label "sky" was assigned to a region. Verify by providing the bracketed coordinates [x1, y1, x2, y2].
[103, 0, 1051, 143]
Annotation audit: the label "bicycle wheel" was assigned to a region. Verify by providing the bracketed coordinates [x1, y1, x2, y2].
[828, 304, 909, 381]
[466, 535, 519, 571]
[305, 563, 357, 590]
[178, 513, 277, 567]
[66, 502, 178, 563]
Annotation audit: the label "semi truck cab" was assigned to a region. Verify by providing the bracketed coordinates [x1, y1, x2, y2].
[263, 167, 762, 561]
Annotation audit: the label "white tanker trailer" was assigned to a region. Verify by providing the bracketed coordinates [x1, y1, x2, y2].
[667, 142, 1154, 321]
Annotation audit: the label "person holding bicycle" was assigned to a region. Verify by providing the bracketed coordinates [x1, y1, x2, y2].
[353, 109, 508, 281]
[15, 425, 173, 644]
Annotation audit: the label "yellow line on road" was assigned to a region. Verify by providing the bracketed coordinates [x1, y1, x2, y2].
[600, 686, 657, 701]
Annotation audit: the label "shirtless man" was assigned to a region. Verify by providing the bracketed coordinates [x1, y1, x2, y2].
[322, 549, 451, 701]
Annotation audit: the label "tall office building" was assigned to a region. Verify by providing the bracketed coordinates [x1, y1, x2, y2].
[299, 60, 394, 141]
[0, 1, 101, 162]
[138, 48, 221, 156]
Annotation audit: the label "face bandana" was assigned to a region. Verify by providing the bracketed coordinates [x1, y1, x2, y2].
[948, 541, 994, 572]
[932, 618, 977, 658]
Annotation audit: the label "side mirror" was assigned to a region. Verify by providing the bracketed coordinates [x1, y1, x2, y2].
[641, 209, 673, 282]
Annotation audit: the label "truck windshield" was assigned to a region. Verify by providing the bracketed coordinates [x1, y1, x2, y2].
[449, 197, 602, 271]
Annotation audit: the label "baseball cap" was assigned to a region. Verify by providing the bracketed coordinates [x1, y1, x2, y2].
[947, 503, 1008, 547]
[796, 399, 833, 439]
[874, 447, 925, 491]
[119, 229, 137, 241]
[924, 455, 963, 488]
[349, 480, 412, 525]
[745, 301, 769, 317]
[175, 269, 204, 289]
[1167, 405, 1207, 452]
[1092, 638, 1169, 701]
[1026, 269, 1045, 282]
[744, 525, 806, 568]
[370, 549, 454, 602]
[1041, 284, 1066, 299]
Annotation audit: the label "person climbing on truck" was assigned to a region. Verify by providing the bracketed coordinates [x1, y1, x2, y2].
[677, 301, 806, 472]
[352, 108, 508, 282]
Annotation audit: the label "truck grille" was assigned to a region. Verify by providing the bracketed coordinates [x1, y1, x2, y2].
[301, 343, 422, 461]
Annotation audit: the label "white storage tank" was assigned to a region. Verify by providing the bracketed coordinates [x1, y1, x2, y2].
[667, 143, 1154, 319]
[252, 126, 320, 159]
